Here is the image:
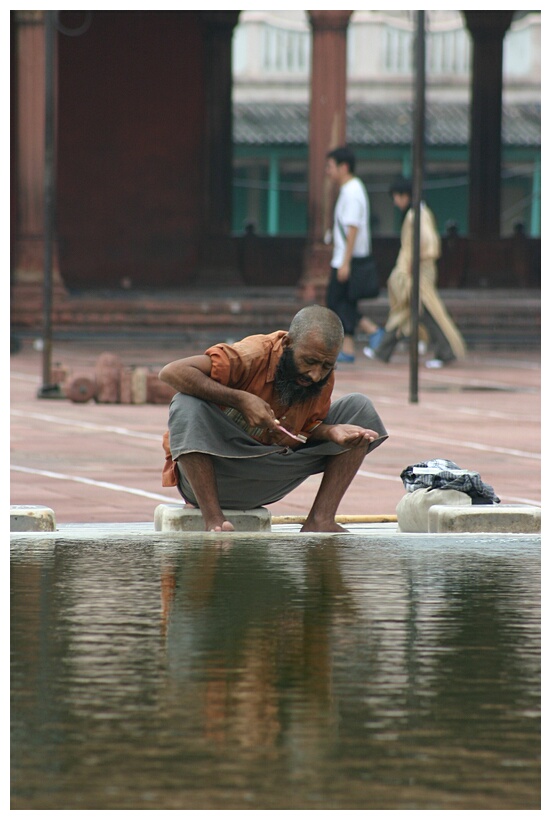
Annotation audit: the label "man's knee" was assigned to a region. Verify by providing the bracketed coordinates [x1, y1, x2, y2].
[327, 392, 375, 421]
[344, 392, 374, 411]
[326, 393, 387, 439]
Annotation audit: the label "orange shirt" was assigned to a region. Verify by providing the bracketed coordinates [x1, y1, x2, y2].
[162, 331, 334, 487]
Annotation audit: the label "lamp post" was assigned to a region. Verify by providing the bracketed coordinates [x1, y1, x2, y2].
[409, 10, 426, 404]
[37, 10, 91, 398]
[37, 9, 61, 399]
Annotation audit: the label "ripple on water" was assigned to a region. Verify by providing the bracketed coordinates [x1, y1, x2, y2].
[11, 534, 540, 810]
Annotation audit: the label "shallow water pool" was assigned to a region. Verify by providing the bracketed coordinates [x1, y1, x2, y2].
[11, 533, 540, 810]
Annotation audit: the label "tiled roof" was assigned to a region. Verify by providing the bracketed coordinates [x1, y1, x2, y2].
[234, 102, 540, 147]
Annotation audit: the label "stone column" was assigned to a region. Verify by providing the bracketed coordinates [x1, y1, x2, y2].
[197, 11, 242, 285]
[463, 11, 514, 238]
[299, 10, 353, 301]
[12, 11, 64, 293]
[200, 11, 240, 236]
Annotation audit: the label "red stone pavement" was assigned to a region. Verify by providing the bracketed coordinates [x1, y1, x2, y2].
[10, 337, 540, 525]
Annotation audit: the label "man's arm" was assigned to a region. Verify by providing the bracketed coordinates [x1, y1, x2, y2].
[337, 224, 359, 283]
[308, 420, 380, 447]
[158, 355, 278, 430]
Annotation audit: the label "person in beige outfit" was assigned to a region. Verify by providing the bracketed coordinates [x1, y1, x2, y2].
[364, 177, 466, 368]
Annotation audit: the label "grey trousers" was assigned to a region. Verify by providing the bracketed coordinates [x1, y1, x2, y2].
[168, 392, 388, 509]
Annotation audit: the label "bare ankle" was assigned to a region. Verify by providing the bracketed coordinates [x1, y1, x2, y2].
[300, 513, 348, 533]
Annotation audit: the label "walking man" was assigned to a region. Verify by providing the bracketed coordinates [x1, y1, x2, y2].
[325, 145, 384, 363]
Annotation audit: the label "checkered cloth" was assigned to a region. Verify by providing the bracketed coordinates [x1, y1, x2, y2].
[400, 459, 500, 504]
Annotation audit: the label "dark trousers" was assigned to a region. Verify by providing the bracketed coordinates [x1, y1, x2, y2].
[325, 267, 359, 336]
[376, 308, 455, 363]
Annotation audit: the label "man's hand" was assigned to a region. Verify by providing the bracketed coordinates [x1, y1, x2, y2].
[236, 392, 278, 430]
[337, 224, 358, 283]
[337, 260, 351, 283]
[326, 424, 380, 447]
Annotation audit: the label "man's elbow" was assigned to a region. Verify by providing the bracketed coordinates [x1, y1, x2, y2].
[158, 364, 177, 386]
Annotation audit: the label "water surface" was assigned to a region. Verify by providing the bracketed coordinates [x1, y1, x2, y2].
[11, 534, 540, 810]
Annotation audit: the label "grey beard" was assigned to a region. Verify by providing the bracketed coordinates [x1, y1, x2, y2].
[274, 378, 320, 407]
[274, 348, 329, 406]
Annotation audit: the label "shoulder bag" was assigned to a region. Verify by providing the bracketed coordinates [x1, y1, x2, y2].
[337, 219, 380, 301]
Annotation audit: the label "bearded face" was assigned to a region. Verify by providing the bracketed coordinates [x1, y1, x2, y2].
[274, 346, 332, 407]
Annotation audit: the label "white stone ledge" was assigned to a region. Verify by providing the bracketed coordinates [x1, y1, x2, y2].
[428, 504, 541, 533]
[10, 505, 57, 532]
[154, 503, 271, 532]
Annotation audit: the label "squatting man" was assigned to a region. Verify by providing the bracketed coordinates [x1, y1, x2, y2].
[160, 305, 388, 532]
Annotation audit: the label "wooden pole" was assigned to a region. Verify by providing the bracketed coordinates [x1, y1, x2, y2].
[271, 514, 397, 525]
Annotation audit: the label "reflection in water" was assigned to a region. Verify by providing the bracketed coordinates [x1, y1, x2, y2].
[11, 536, 540, 810]
[162, 540, 355, 762]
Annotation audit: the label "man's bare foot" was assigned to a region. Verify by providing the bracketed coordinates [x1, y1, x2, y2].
[207, 519, 235, 533]
[300, 519, 349, 533]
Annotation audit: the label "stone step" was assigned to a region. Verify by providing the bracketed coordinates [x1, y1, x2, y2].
[11, 288, 541, 349]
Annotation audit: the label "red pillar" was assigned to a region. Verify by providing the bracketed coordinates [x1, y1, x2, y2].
[12, 11, 65, 298]
[299, 10, 353, 301]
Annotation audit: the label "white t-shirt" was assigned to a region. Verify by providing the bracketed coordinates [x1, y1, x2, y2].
[331, 176, 371, 268]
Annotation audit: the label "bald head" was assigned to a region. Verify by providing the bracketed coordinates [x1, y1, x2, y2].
[288, 305, 344, 351]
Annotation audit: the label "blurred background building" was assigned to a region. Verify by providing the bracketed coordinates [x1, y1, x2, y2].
[10, 10, 540, 337]
[232, 10, 540, 239]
